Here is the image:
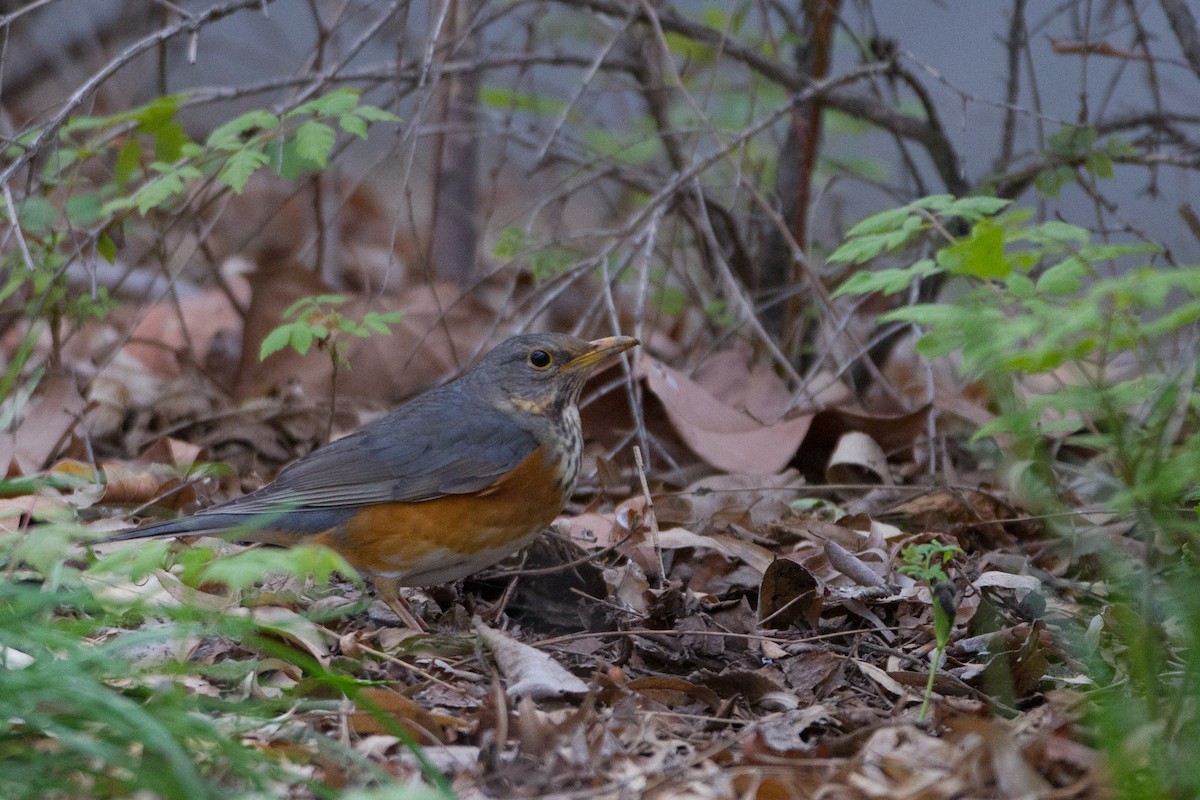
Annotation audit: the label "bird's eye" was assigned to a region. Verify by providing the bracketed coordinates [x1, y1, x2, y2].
[528, 349, 553, 369]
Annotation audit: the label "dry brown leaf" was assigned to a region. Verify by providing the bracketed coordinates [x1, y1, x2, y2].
[798, 405, 930, 477]
[758, 557, 822, 630]
[653, 527, 774, 575]
[626, 676, 722, 711]
[352, 687, 466, 743]
[690, 342, 849, 417]
[741, 705, 836, 761]
[639, 357, 812, 474]
[656, 471, 806, 536]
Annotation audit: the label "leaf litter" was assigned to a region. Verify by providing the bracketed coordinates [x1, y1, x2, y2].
[0, 189, 1110, 800]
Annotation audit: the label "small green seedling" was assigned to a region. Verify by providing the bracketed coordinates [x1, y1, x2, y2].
[259, 294, 403, 438]
[898, 540, 963, 722]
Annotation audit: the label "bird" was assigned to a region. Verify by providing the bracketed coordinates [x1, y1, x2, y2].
[106, 332, 639, 627]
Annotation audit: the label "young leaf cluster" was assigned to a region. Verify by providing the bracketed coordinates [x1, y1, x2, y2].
[258, 294, 404, 362]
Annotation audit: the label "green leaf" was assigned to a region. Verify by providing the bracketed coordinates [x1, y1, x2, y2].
[96, 232, 117, 263]
[19, 197, 57, 233]
[932, 582, 955, 646]
[293, 121, 335, 167]
[1034, 165, 1074, 199]
[912, 194, 955, 212]
[492, 226, 528, 259]
[66, 194, 102, 227]
[290, 325, 315, 355]
[133, 171, 185, 214]
[1048, 125, 1097, 156]
[114, 138, 142, 189]
[942, 195, 1011, 221]
[216, 147, 269, 193]
[151, 122, 188, 162]
[1023, 220, 1090, 249]
[584, 126, 659, 165]
[207, 110, 278, 150]
[198, 544, 352, 590]
[1086, 151, 1114, 180]
[844, 206, 914, 237]
[827, 233, 893, 265]
[1078, 242, 1161, 262]
[655, 285, 686, 317]
[833, 259, 940, 297]
[479, 86, 566, 116]
[286, 88, 361, 119]
[130, 95, 183, 132]
[1036, 256, 1088, 294]
[259, 325, 294, 360]
[936, 218, 1008, 278]
[352, 105, 400, 123]
[338, 113, 368, 139]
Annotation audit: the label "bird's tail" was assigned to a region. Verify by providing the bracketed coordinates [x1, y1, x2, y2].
[104, 513, 249, 543]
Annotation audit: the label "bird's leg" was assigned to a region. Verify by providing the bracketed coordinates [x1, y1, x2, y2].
[372, 576, 428, 631]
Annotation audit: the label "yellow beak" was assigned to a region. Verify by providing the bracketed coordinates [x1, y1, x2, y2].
[565, 335, 639, 372]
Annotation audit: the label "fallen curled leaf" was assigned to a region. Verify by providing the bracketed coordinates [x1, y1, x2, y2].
[823, 539, 887, 588]
[639, 357, 812, 474]
[654, 527, 775, 575]
[854, 659, 913, 700]
[741, 705, 837, 762]
[759, 557, 822, 630]
[351, 687, 468, 743]
[626, 676, 722, 711]
[234, 605, 332, 665]
[798, 405, 930, 477]
[473, 616, 589, 699]
[825, 431, 891, 485]
[82, 567, 239, 613]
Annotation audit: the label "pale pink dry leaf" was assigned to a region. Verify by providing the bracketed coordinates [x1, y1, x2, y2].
[473, 616, 588, 699]
[9, 372, 85, 475]
[653, 527, 775, 575]
[124, 272, 250, 379]
[639, 357, 812, 474]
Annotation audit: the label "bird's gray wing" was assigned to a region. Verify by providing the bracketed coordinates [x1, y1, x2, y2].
[211, 384, 539, 516]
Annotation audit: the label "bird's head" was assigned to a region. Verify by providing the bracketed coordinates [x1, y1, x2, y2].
[470, 332, 639, 417]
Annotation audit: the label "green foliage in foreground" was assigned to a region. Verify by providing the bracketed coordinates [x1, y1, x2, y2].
[0, 530, 451, 799]
[836, 194, 1200, 799]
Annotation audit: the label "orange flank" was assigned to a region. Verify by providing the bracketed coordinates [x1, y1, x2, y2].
[311, 446, 564, 579]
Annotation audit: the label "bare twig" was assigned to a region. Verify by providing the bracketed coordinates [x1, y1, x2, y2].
[1159, 0, 1200, 80]
[632, 446, 665, 589]
[1, 0, 273, 185]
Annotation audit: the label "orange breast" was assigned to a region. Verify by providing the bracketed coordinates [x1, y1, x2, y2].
[311, 446, 567, 580]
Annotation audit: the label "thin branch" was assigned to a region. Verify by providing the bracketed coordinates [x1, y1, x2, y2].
[997, 0, 1027, 170]
[0, 0, 273, 185]
[1159, 0, 1200, 81]
[551, 0, 967, 194]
